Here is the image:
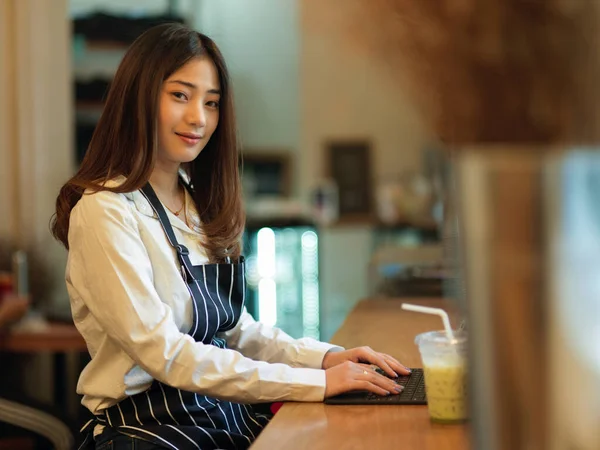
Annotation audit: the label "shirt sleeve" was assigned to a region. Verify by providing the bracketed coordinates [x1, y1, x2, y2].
[217, 311, 344, 369]
[68, 190, 327, 403]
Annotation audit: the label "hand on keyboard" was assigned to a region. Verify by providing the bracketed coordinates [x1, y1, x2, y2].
[324, 361, 405, 398]
[322, 346, 411, 378]
[324, 368, 427, 405]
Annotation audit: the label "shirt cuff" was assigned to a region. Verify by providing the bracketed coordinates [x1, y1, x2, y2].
[295, 340, 345, 369]
[289, 367, 328, 402]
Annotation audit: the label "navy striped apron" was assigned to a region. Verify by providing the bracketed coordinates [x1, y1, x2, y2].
[79, 182, 270, 449]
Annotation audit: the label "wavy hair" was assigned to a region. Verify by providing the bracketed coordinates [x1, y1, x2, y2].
[51, 23, 244, 262]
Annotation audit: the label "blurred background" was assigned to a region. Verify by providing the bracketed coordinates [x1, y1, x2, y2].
[1, 0, 450, 341]
[0, 0, 450, 435]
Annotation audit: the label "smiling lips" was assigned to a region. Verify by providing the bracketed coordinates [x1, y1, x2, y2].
[175, 132, 203, 145]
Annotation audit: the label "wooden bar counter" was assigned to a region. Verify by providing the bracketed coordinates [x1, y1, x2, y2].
[251, 298, 470, 450]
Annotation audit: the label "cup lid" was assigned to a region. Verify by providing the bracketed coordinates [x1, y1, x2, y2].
[414, 329, 467, 346]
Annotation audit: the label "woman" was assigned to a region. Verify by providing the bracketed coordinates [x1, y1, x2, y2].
[52, 23, 408, 450]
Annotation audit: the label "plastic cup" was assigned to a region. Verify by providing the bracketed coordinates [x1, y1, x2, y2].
[415, 329, 468, 423]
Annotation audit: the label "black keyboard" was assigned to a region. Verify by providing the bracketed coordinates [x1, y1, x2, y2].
[324, 368, 427, 405]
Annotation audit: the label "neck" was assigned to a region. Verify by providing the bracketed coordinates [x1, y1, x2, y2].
[149, 163, 181, 198]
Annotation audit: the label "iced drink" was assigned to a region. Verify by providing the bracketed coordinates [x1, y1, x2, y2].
[415, 330, 467, 423]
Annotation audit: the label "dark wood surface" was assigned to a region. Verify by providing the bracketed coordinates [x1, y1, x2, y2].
[0, 323, 86, 353]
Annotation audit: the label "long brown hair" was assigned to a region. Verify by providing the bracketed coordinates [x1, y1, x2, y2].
[52, 23, 245, 262]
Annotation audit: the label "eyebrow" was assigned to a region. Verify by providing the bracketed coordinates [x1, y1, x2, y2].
[168, 80, 221, 94]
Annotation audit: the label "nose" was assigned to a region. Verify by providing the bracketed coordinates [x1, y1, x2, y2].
[187, 103, 206, 128]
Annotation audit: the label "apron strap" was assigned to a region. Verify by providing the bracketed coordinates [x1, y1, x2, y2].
[180, 177, 233, 264]
[139, 182, 196, 282]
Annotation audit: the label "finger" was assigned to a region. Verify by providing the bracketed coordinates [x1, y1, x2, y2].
[361, 381, 390, 396]
[355, 348, 398, 378]
[378, 353, 411, 375]
[357, 364, 392, 381]
[355, 363, 382, 377]
[357, 366, 401, 393]
[380, 353, 402, 366]
[380, 354, 412, 375]
[355, 378, 403, 397]
[370, 352, 399, 378]
[357, 363, 376, 371]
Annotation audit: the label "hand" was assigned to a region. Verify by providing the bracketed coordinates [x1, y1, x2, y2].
[322, 346, 411, 378]
[324, 361, 404, 398]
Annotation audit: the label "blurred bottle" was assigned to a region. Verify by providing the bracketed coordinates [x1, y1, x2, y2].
[12, 250, 28, 297]
[312, 179, 339, 226]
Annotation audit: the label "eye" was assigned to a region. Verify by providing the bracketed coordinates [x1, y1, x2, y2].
[172, 92, 188, 101]
[206, 100, 220, 109]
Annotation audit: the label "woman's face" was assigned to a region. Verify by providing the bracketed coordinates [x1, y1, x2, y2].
[156, 57, 221, 170]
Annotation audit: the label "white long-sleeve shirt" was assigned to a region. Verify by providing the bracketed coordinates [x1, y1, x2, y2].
[66, 177, 341, 415]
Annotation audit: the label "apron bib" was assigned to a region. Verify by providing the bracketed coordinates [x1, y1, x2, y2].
[79, 182, 269, 449]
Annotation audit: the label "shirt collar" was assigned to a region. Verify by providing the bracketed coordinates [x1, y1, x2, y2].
[131, 189, 200, 234]
[107, 174, 200, 234]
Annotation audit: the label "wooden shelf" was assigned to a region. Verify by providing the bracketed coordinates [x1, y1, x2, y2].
[325, 215, 439, 231]
[85, 40, 130, 51]
[374, 218, 439, 232]
[76, 100, 104, 110]
[370, 243, 443, 266]
[327, 214, 375, 227]
[0, 322, 86, 353]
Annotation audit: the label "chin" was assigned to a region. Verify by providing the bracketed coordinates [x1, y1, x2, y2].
[175, 145, 206, 163]
[182, 152, 203, 163]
